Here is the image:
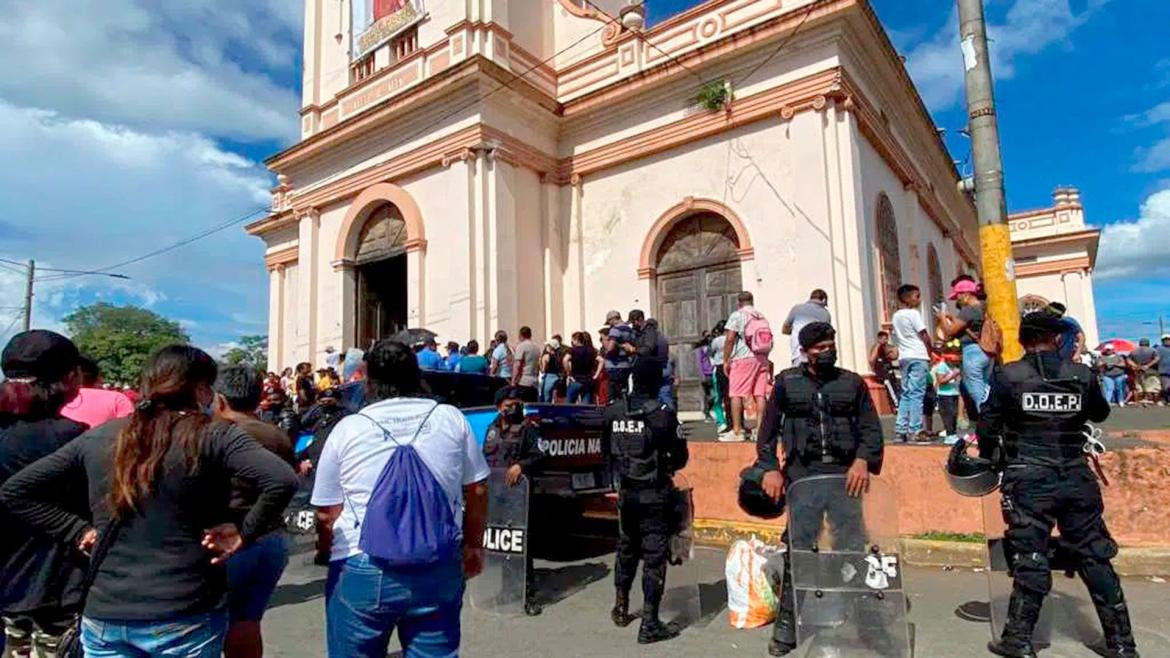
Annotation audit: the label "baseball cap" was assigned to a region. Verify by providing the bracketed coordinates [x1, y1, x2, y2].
[605, 310, 622, 323]
[948, 279, 979, 300]
[2, 330, 81, 382]
[494, 386, 525, 406]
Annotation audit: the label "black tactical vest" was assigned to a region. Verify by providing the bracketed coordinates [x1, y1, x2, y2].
[484, 420, 527, 468]
[777, 368, 863, 465]
[609, 399, 665, 486]
[999, 355, 1093, 463]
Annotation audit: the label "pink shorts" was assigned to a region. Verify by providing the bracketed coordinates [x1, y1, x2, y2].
[729, 356, 771, 398]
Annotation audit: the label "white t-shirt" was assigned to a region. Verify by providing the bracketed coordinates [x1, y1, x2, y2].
[311, 397, 490, 562]
[891, 308, 929, 361]
[724, 307, 758, 362]
[709, 335, 726, 366]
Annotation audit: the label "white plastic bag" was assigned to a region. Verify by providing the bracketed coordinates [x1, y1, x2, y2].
[726, 536, 781, 628]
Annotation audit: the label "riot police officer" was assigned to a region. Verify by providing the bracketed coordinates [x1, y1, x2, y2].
[756, 321, 885, 656]
[483, 386, 545, 616]
[979, 312, 1136, 658]
[605, 356, 689, 644]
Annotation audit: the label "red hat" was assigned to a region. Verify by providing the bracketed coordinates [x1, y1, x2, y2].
[948, 279, 979, 300]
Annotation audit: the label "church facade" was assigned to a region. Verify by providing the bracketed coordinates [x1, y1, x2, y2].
[248, 0, 983, 393]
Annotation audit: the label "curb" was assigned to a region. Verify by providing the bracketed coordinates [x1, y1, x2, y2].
[693, 519, 1170, 576]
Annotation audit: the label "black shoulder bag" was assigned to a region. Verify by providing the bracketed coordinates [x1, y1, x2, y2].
[57, 520, 121, 658]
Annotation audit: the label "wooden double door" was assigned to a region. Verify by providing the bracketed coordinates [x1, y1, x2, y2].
[654, 213, 743, 412]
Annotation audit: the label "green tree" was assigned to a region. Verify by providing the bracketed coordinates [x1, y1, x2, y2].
[221, 335, 268, 371]
[64, 302, 190, 386]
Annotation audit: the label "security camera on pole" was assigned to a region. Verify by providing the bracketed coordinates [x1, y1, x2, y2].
[957, 0, 1022, 362]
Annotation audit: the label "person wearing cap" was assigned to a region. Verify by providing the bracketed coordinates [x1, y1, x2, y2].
[755, 322, 884, 656]
[482, 386, 545, 616]
[977, 312, 1133, 657]
[1126, 338, 1161, 407]
[415, 337, 443, 371]
[1045, 302, 1085, 363]
[0, 330, 86, 657]
[936, 278, 994, 419]
[603, 355, 687, 645]
[603, 311, 637, 400]
[1158, 335, 1170, 405]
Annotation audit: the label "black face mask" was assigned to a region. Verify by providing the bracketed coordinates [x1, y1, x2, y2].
[812, 349, 838, 369]
[504, 406, 525, 424]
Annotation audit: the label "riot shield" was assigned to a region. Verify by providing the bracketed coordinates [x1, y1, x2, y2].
[468, 468, 529, 616]
[627, 475, 702, 630]
[788, 474, 911, 658]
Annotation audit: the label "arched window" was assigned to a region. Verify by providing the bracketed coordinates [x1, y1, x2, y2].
[927, 245, 943, 305]
[875, 194, 902, 321]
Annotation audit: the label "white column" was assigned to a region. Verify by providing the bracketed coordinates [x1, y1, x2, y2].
[332, 260, 356, 349]
[266, 265, 285, 372]
[541, 174, 565, 337]
[295, 211, 319, 362]
[407, 246, 426, 327]
[563, 176, 586, 333]
[490, 153, 519, 335]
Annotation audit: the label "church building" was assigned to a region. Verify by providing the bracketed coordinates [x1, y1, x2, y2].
[248, 0, 984, 404]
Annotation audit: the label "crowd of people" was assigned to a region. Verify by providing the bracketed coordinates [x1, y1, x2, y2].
[0, 276, 1150, 658]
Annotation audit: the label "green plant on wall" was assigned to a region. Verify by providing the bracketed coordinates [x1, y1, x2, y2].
[696, 79, 732, 112]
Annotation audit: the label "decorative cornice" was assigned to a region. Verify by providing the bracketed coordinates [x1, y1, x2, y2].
[1016, 255, 1091, 278]
[264, 246, 299, 271]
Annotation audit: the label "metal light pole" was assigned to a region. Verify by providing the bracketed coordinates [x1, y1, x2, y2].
[957, 0, 1022, 361]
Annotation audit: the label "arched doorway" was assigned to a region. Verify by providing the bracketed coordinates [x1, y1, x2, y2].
[354, 204, 408, 349]
[926, 244, 943, 305]
[654, 212, 743, 411]
[875, 194, 902, 321]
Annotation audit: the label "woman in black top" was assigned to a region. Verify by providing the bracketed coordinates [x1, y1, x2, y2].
[563, 332, 602, 405]
[539, 335, 566, 403]
[293, 361, 316, 411]
[0, 345, 297, 658]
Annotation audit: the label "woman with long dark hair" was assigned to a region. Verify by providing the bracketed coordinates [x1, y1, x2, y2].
[1, 345, 297, 658]
[0, 331, 87, 657]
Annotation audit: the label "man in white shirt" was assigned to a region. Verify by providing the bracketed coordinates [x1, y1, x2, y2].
[890, 284, 934, 443]
[312, 340, 488, 658]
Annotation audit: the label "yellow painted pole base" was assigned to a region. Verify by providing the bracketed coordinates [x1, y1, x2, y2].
[979, 224, 1023, 363]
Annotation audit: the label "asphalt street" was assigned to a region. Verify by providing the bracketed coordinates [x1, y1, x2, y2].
[261, 535, 1170, 657]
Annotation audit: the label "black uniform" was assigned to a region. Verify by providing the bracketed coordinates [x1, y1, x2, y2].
[604, 396, 688, 620]
[978, 351, 1136, 654]
[757, 364, 884, 654]
[483, 416, 544, 609]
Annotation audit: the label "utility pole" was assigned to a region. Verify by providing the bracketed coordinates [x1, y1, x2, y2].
[22, 260, 34, 332]
[957, 0, 1022, 362]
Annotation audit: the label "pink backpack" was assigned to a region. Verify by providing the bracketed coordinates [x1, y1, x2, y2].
[744, 311, 774, 356]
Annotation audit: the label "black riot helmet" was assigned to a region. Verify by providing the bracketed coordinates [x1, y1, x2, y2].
[944, 438, 1000, 497]
[737, 464, 785, 519]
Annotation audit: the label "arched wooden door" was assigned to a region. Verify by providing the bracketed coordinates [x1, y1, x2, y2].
[355, 204, 409, 350]
[655, 213, 743, 411]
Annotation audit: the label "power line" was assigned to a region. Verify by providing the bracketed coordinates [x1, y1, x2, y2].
[729, 4, 815, 88]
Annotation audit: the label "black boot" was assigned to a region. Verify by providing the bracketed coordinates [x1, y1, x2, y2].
[987, 590, 1042, 658]
[611, 591, 635, 627]
[768, 550, 797, 656]
[636, 604, 680, 645]
[1087, 600, 1140, 658]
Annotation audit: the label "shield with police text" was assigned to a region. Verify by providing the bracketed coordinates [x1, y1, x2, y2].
[468, 468, 529, 616]
[788, 474, 911, 657]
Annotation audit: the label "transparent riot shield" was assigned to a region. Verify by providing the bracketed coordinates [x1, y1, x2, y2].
[788, 474, 911, 658]
[468, 468, 529, 616]
[627, 474, 702, 630]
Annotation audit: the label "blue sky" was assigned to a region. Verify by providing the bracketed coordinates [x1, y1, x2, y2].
[1, 0, 1167, 353]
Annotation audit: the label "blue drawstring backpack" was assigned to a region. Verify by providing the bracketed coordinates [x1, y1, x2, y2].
[348, 403, 461, 566]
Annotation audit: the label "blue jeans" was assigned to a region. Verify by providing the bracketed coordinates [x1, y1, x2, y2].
[895, 359, 930, 435]
[80, 609, 228, 657]
[1102, 375, 1128, 405]
[567, 377, 594, 404]
[227, 530, 290, 622]
[325, 553, 463, 658]
[960, 343, 994, 412]
[540, 374, 559, 402]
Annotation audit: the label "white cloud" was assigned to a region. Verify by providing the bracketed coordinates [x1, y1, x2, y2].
[903, 0, 1108, 110]
[0, 1, 301, 143]
[0, 101, 272, 346]
[1096, 188, 1170, 279]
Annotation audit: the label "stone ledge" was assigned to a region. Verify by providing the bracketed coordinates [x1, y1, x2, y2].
[693, 520, 1170, 576]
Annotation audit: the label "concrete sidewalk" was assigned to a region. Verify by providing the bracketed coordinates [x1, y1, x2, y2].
[263, 543, 1170, 657]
